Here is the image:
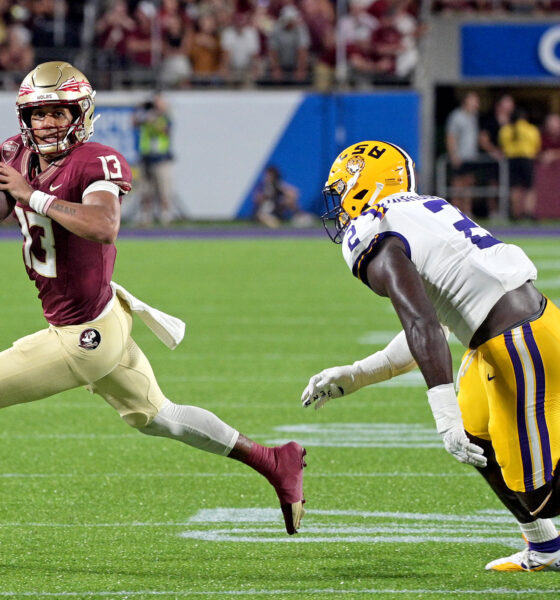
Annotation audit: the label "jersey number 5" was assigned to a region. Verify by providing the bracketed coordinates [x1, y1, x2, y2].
[14, 206, 56, 278]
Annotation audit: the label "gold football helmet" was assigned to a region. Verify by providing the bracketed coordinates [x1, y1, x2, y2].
[16, 61, 97, 156]
[322, 141, 416, 243]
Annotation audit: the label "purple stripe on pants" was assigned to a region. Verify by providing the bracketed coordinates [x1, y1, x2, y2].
[504, 330, 534, 491]
[522, 322, 552, 483]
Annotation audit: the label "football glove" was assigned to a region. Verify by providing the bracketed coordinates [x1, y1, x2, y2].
[301, 366, 355, 410]
[301, 331, 416, 410]
[427, 383, 487, 468]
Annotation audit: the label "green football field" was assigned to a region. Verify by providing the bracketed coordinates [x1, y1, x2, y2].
[0, 233, 559, 599]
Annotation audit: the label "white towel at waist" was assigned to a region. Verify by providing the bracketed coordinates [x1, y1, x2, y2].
[111, 281, 185, 349]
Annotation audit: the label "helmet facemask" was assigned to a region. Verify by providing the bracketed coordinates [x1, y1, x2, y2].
[321, 181, 349, 244]
[321, 175, 384, 244]
[20, 99, 92, 157]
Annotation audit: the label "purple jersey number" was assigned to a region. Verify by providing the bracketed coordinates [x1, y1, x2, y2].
[423, 198, 501, 249]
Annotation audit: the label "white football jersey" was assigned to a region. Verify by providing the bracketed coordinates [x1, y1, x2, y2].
[342, 193, 537, 347]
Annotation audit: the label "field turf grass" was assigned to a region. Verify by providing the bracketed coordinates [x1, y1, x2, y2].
[0, 234, 559, 599]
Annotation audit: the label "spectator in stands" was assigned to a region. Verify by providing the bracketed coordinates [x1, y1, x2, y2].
[300, 0, 336, 88]
[339, 0, 379, 50]
[478, 93, 515, 218]
[211, 0, 236, 31]
[187, 12, 223, 83]
[253, 165, 314, 228]
[312, 22, 336, 90]
[347, 35, 393, 87]
[540, 113, 560, 165]
[95, 0, 136, 68]
[498, 108, 541, 220]
[0, 23, 35, 82]
[370, 7, 406, 79]
[445, 91, 480, 216]
[133, 93, 175, 226]
[159, 12, 192, 88]
[267, 5, 311, 83]
[220, 10, 261, 86]
[368, 0, 393, 18]
[479, 94, 515, 161]
[125, 1, 158, 68]
[393, 0, 425, 78]
[159, 0, 187, 32]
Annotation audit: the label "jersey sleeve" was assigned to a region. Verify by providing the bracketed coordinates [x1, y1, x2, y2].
[76, 145, 133, 196]
[342, 209, 387, 284]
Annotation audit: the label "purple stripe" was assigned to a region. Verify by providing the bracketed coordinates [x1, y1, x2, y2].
[351, 231, 411, 284]
[522, 322, 553, 482]
[504, 330, 534, 491]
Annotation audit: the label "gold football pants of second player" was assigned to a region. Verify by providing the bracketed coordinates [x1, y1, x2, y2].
[457, 298, 560, 493]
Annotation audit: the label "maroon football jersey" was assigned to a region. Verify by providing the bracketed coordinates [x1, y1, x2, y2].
[1, 135, 132, 325]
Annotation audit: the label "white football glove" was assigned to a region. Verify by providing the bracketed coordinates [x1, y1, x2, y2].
[440, 427, 487, 468]
[301, 366, 357, 410]
[427, 383, 487, 468]
[301, 328, 444, 410]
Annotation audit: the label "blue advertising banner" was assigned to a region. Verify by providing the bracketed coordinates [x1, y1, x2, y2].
[95, 106, 139, 165]
[236, 92, 421, 218]
[462, 23, 560, 78]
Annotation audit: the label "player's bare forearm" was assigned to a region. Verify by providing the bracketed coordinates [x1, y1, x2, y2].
[46, 199, 120, 244]
[401, 315, 453, 388]
[366, 237, 453, 389]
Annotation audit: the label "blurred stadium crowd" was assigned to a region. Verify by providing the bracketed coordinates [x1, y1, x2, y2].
[0, 0, 560, 223]
[1, 0, 559, 91]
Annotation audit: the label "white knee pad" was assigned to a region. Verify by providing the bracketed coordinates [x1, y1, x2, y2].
[140, 399, 239, 456]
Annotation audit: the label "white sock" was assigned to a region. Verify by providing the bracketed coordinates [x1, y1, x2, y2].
[140, 398, 239, 456]
[519, 519, 559, 544]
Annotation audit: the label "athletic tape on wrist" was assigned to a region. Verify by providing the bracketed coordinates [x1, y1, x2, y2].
[29, 190, 57, 216]
[427, 383, 461, 433]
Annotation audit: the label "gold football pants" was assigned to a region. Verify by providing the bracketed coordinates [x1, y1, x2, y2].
[0, 297, 165, 427]
[458, 298, 560, 492]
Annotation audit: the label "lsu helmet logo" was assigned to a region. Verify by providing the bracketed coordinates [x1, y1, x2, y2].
[346, 156, 365, 175]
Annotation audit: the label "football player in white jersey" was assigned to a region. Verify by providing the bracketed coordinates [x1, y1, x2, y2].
[301, 140, 560, 571]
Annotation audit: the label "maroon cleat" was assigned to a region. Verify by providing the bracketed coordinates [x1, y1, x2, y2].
[265, 442, 307, 534]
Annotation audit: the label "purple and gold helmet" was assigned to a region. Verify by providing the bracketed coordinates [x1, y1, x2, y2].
[322, 141, 416, 243]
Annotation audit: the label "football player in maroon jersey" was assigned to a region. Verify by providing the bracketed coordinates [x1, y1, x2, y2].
[0, 61, 305, 535]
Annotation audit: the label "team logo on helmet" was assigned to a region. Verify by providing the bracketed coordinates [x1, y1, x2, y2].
[2, 140, 19, 163]
[57, 77, 92, 93]
[78, 328, 101, 350]
[18, 82, 35, 97]
[346, 156, 365, 174]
